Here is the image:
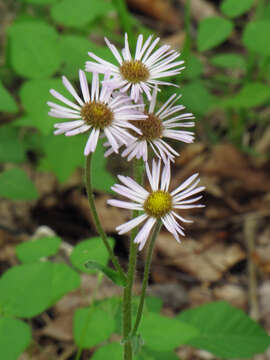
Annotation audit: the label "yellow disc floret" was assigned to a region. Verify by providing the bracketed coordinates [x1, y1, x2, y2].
[144, 190, 172, 218]
[131, 112, 163, 141]
[81, 101, 113, 129]
[120, 60, 150, 84]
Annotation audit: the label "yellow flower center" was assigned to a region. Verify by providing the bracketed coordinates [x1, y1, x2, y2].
[144, 190, 172, 218]
[120, 60, 150, 84]
[131, 112, 163, 140]
[80, 101, 113, 129]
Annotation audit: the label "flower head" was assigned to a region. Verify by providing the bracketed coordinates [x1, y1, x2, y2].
[121, 86, 195, 163]
[108, 160, 205, 250]
[85, 34, 184, 102]
[48, 70, 146, 156]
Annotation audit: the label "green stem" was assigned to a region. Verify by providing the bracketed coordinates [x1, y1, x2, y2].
[122, 159, 144, 360]
[85, 154, 126, 282]
[132, 220, 162, 336]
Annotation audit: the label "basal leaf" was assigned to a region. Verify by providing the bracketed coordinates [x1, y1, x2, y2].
[0, 317, 31, 360]
[243, 20, 270, 56]
[177, 301, 270, 358]
[139, 312, 198, 352]
[0, 81, 18, 113]
[197, 17, 233, 51]
[16, 236, 61, 263]
[221, 0, 254, 18]
[50, 263, 80, 305]
[0, 125, 26, 163]
[20, 78, 63, 134]
[70, 237, 115, 274]
[8, 21, 61, 79]
[73, 307, 115, 348]
[0, 262, 53, 318]
[210, 53, 246, 69]
[0, 168, 38, 200]
[51, 0, 114, 28]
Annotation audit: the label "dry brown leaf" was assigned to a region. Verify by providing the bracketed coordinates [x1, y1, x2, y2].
[203, 144, 270, 192]
[213, 284, 247, 309]
[155, 232, 245, 282]
[127, 0, 181, 26]
[41, 312, 73, 341]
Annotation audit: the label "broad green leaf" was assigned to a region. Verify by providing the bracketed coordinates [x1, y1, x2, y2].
[23, 0, 57, 4]
[139, 312, 198, 352]
[85, 260, 126, 286]
[220, 83, 270, 109]
[73, 307, 115, 348]
[243, 20, 270, 56]
[70, 237, 115, 274]
[20, 78, 63, 134]
[210, 53, 246, 69]
[0, 126, 26, 163]
[177, 301, 270, 358]
[0, 81, 18, 113]
[59, 35, 115, 79]
[91, 141, 116, 192]
[0, 262, 52, 318]
[0, 168, 38, 200]
[39, 133, 85, 182]
[50, 263, 80, 305]
[221, 0, 254, 18]
[8, 21, 60, 79]
[181, 81, 213, 116]
[91, 343, 179, 360]
[262, 4, 270, 20]
[51, 0, 114, 28]
[197, 17, 233, 51]
[16, 236, 61, 263]
[144, 296, 163, 314]
[0, 317, 31, 360]
[183, 55, 203, 80]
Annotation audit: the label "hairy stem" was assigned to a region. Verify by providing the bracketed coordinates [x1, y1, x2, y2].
[85, 154, 126, 282]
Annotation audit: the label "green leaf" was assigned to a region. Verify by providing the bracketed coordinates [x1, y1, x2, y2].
[0, 81, 18, 113]
[91, 141, 116, 192]
[140, 312, 198, 352]
[178, 301, 270, 358]
[91, 343, 179, 360]
[0, 125, 26, 163]
[0, 317, 31, 360]
[23, 0, 57, 4]
[85, 260, 126, 286]
[220, 83, 270, 109]
[0, 262, 52, 318]
[144, 296, 163, 314]
[243, 20, 270, 56]
[70, 237, 115, 274]
[210, 53, 246, 69]
[51, 0, 114, 28]
[8, 21, 60, 79]
[59, 35, 115, 79]
[39, 132, 85, 182]
[183, 55, 203, 80]
[181, 81, 214, 116]
[50, 263, 80, 305]
[0, 168, 38, 200]
[16, 236, 61, 263]
[20, 78, 63, 135]
[197, 17, 233, 51]
[221, 0, 254, 18]
[73, 307, 115, 348]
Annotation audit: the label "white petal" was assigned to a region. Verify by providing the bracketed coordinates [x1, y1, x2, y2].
[62, 76, 84, 106]
[134, 217, 156, 251]
[79, 70, 90, 103]
[116, 213, 148, 235]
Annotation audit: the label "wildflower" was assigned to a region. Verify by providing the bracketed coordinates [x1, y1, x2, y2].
[85, 34, 184, 102]
[121, 86, 195, 162]
[108, 160, 205, 250]
[48, 70, 146, 156]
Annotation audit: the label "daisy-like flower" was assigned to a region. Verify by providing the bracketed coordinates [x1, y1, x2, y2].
[121, 86, 195, 163]
[85, 33, 184, 102]
[107, 160, 205, 250]
[48, 70, 146, 156]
